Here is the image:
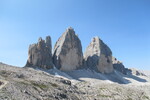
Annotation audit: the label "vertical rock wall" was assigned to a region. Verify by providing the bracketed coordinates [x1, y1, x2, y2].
[84, 37, 114, 73]
[25, 36, 53, 69]
[53, 27, 83, 71]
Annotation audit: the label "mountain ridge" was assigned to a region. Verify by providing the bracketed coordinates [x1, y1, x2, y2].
[0, 27, 149, 100]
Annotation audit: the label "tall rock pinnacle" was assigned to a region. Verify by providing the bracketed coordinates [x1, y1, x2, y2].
[53, 27, 83, 71]
[84, 36, 114, 73]
[25, 36, 53, 69]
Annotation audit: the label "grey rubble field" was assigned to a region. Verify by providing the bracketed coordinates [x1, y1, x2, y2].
[0, 63, 83, 100]
[0, 63, 150, 100]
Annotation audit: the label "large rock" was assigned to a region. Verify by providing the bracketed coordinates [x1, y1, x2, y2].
[25, 36, 53, 69]
[112, 57, 127, 75]
[84, 37, 113, 74]
[127, 68, 146, 76]
[53, 27, 83, 71]
[112, 57, 146, 76]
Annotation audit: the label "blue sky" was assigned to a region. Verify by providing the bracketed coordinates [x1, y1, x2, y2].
[0, 0, 150, 70]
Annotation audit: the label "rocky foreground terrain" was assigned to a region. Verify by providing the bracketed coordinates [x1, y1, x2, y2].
[0, 62, 150, 100]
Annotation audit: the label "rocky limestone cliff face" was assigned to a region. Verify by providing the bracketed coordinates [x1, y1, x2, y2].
[84, 37, 113, 74]
[53, 27, 83, 71]
[25, 36, 53, 69]
[112, 57, 127, 75]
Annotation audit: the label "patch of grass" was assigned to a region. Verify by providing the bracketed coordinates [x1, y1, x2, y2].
[50, 83, 58, 87]
[143, 95, 150, 100]
[31, 82, 48, 90]
[98, 94, 112, 98]
[0, 70, 7, 74]
[127, 98, 132, 100]
[0, 70, 10, 77]
[18, 81, 29, 85]
[116, 87, 122, 92]
[19, 80, 58, 90]
[99, 88, 106, 90]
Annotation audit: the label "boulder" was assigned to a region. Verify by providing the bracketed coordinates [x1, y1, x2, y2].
[25, 36, 53, 69]
[84, 37, 113, 74]
[53, 27, 83, 71]
[127, 68, 146, 76]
